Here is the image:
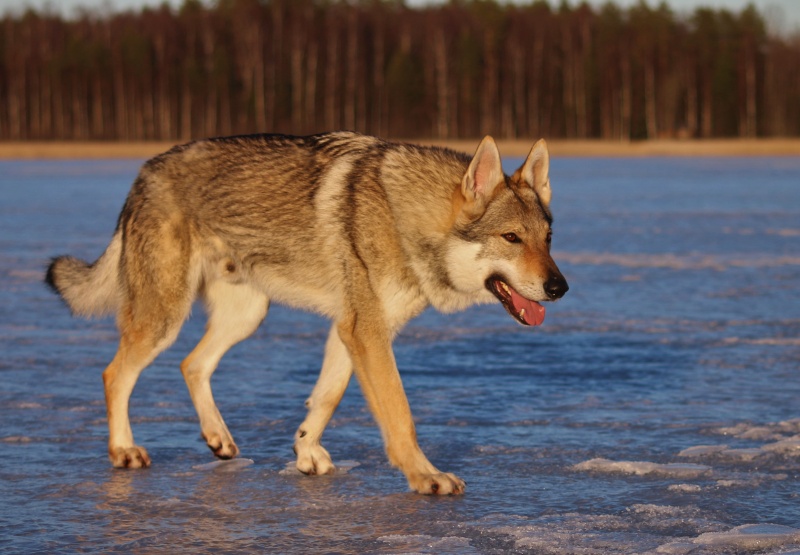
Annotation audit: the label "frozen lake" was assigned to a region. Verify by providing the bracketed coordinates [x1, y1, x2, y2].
[1, 154, 799, 554]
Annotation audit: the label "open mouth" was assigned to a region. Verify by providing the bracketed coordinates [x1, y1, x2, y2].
[486, 276, 546, 326]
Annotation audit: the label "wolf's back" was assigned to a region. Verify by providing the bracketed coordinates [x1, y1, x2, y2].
[46, 232, 122, 318]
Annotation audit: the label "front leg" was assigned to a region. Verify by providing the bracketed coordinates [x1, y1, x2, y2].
[336, 310, 465, 495]
[294, 326, 353, 475]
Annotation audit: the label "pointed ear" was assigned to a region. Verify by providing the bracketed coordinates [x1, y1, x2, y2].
[517, 139, 551, 207]
[462, 135, 504, 205]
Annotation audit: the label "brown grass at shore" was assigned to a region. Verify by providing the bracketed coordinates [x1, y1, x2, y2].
[423, 138, 800, 157]
[1, 138, 800, 160]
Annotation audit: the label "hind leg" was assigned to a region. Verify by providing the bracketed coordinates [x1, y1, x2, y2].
[104, 204, 197, 467]
[294, 326, 353, 475]
[181, 280, 268, 459]
[105, 304, 187, 468]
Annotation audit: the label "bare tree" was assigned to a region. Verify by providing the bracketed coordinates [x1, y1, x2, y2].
[1, 0, 798, 141]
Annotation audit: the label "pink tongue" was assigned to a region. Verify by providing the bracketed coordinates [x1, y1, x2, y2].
[508, 287, 546, 326]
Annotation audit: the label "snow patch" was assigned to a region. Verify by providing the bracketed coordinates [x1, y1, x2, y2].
[762, 436, 800, 455]
[678, 445, 728, 458]
[689, 524, 800, 551]
[573, 458, 711, 478]
[655, 524, 800, 553]
[716, 419, 800, 440]
[720, 448, 765, 461]
[668, 484, 702, 493]
[379, 534, 476, 554]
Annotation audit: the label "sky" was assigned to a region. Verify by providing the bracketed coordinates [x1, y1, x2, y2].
[1, 0, 799, 34]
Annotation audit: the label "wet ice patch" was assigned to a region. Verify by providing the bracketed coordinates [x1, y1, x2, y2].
[192, 458, 254, 472]
[573, 458, 711, 478]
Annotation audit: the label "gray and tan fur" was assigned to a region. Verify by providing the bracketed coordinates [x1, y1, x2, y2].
[46, 132, 568, 495]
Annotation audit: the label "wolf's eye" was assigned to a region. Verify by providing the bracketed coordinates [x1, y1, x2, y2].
[546, 230, 553, 245]
[502, 233, 521, 244]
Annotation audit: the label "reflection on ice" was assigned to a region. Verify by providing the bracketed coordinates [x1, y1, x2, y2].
[3, 157, 799, 553]
[192, 458, 255, 472]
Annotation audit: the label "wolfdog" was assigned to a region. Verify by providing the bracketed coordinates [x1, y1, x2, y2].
[46, 132, 568, 494]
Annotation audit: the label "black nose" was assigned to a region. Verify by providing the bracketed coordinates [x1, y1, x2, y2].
[544, 275, 569, 300]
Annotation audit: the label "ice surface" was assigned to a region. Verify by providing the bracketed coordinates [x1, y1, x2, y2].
[4, 157, 800, 554]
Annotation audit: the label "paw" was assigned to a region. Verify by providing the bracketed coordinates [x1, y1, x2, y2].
[408, 472, 465, 495]
[204, 432, 239, 460]
[109, 446, 151, 469]
[295, 442, 336, 476]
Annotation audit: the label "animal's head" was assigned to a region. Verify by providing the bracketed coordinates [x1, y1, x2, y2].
[447, 136, 568, 325]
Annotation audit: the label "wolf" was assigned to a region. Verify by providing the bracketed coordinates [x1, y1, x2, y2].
[46, 132, 568, 494]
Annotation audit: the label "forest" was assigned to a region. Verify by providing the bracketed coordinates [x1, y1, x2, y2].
[1, 0, 800, 141]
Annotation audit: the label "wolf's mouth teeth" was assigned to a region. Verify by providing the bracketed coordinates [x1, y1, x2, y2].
[485, 276, 545, 327]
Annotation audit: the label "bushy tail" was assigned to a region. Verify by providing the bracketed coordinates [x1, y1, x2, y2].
[46, 232, 122, 318]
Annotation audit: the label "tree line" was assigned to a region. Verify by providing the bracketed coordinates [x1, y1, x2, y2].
[2, 0, 800, 142]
